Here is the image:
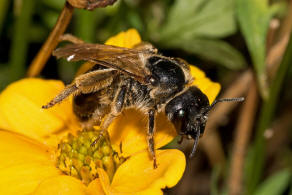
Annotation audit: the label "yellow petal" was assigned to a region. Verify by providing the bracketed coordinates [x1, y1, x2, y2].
[88, 179, 106, 195]
[0, 163, 61, 195]
[0, 130, 61, 195]
[110, 149, 185, 194]
[105, 28, 142, 48]
[33, 175, 89, 195]
[0, 78, 79, 142]
[190, 65, 221, 103]
[0, 130, 55, 169]
[108, 109, 177, 157]
[96, 168, 114, 195]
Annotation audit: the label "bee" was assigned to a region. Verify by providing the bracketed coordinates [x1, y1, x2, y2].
[43, 40, 244, 168]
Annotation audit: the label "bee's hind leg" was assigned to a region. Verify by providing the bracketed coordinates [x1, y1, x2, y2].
[42, 83, 78, 109]
[91, 84, 128, 147]
[147, 109, 157, 169]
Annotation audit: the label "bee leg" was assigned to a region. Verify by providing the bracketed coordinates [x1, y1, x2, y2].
[91, 84, 128, 146]
[148, 109, 157, 169]
[44, 69, 115, 110]
[133, 42, 158, 54]
[102, 84, 128, 129]
[177, 136, 184, 144]
[59, 34, 85, 44]
[119, 142, 123, 154]
[42, 83, 78, 109]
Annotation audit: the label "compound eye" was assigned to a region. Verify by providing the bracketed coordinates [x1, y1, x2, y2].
[178, 109, 185, 118]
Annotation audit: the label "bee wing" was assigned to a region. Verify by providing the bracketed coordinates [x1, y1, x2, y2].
[53, 43, 153, 84]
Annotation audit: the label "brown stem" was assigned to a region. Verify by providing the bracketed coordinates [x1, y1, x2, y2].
[27, 2, 74, 77]
[266, 19, 280, 52]
[206, 70, 253, 130]
[228, 79, 258, 195]
[200, 70, 252, 166]
[266, 0, 292, 79]
[200, 130, 226, 166]
[266, 106, 292, 157]
[60, 34, 85, 44]
[225, 4, 292, 192]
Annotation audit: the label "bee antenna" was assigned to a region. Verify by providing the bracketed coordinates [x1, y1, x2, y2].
[205, 97, 245, 114]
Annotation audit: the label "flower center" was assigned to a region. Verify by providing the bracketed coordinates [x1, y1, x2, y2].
[57, 129, 124, 185]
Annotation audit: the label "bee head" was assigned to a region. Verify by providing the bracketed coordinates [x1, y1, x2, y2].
[165, 86, 244, 158]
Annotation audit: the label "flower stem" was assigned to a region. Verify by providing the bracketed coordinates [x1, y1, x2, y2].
[228, 80, 258, 195]
[58, 9, 97, 82]
[27, 2, 74, 77]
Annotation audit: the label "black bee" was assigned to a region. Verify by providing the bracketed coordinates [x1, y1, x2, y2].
[43, 41, 244, 168]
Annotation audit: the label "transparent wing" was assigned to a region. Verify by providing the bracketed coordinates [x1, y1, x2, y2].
[53, 43, 155, 84]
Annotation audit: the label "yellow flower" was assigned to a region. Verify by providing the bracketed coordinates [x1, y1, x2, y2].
[0, 78, 185, 195]
[0, 129, 185, 195]
[0, 29, 220, 195]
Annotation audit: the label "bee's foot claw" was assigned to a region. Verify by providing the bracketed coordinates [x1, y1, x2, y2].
[153, 158, 158, 169]
[90, 139, 98, 147]
[90, 129, 107, 147]
[42, 104, 51, 109]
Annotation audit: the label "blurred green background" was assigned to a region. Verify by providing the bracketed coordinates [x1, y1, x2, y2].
[0, 0, 291, 194]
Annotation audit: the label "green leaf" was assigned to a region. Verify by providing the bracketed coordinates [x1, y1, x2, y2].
[159, 0, 236, 41]
[152, 0, 245, 70]
[254, 169, 291, 195]
[164, 38, 246, 70]
[236, 0, 284, 97]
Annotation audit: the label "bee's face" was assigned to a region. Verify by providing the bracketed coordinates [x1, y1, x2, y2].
[165, 86, 210, 140]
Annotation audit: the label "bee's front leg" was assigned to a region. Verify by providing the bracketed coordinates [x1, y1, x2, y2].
[147, 109, 157, 169]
